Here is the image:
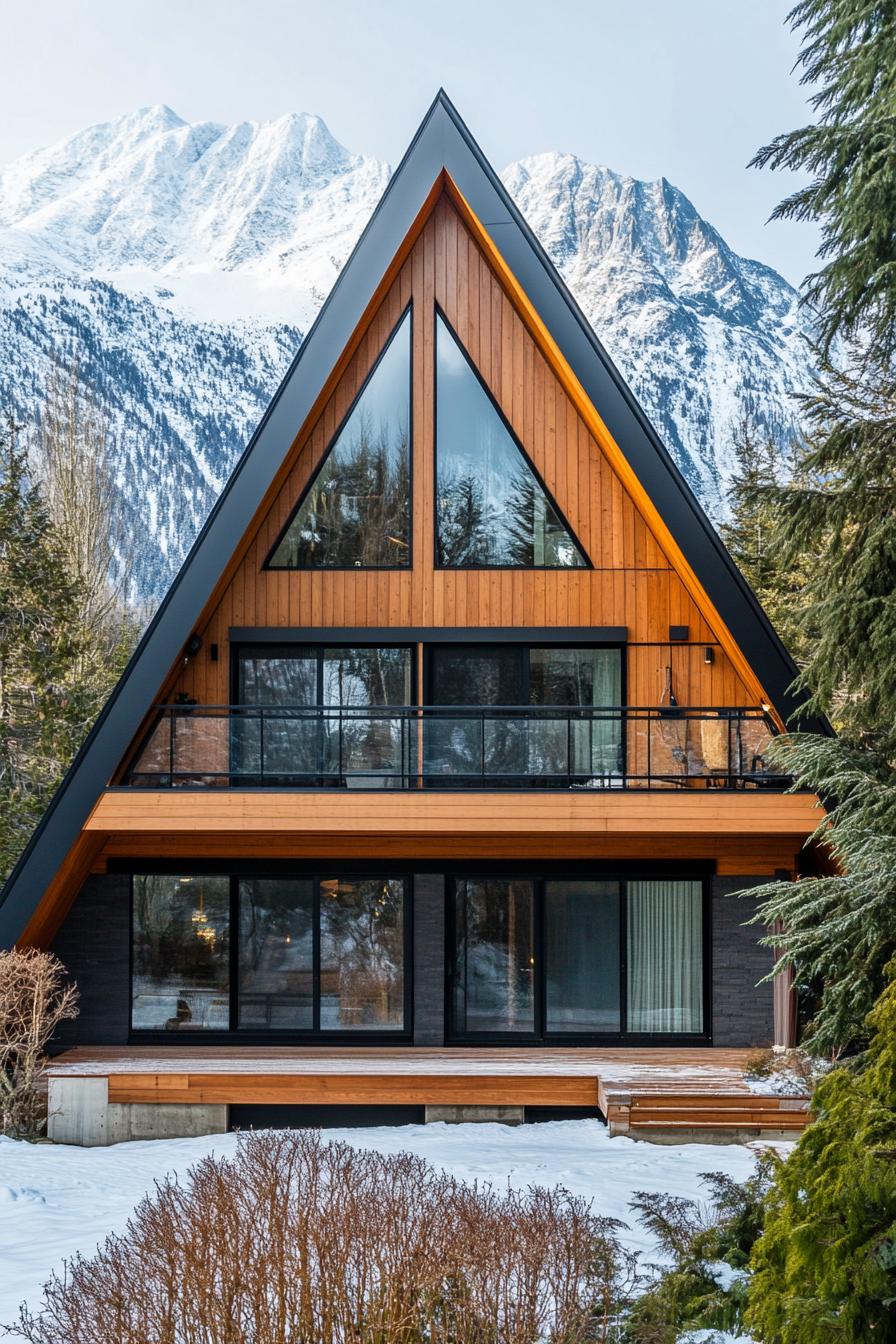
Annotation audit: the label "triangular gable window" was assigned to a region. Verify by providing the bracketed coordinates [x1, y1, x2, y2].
[267, 308, 411, 568]
[435, 311, 588, 568]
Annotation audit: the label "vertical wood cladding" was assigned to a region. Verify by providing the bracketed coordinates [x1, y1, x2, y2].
[162, 193, 752, 713]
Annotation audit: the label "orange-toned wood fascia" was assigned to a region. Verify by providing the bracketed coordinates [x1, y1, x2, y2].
[441, 174, 781, 726]
[106, 1073, 598, 1107]
[18, 830, 107, 949]
[86, 787, 823, 839]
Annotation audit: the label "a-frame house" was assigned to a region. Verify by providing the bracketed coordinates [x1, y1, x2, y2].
[0, 94, 824, 1144]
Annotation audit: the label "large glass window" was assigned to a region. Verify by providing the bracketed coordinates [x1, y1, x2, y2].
[236, 651, 320, 780]
[544, 880, 620, 1032]
[132, 873, 409, 1034]
[450, 874, 705, 1040]
[234, 645, 413, 785]
[627, 880, 704, 1033]
[238, 878, 314, 1029]
[528, 648, 623, 781]
[319, 878, 405, 1030]
[267, 309, 411, 569]
[452, 879, 536, 1034]
[426, 644, 622, 785]
[435, 312, 587, 568]
[132, 875, 230, 1031]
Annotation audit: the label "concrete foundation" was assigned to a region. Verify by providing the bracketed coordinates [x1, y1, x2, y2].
[424, 1104, 524, 1125]
[48, 1077, 228, 1147]
[611, 1123, 798, 1145]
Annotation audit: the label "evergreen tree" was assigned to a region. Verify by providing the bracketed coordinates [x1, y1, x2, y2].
[0, 422, 83, 881]
[750, 733, 896, 1056]
[740, 4, 896, 1334]
[720, 418, 812, 666]
[763, 350, 896, 744]
[741, 0, 896, 1053]
[745, 960, 896, 1342]
[623, 1156, 777, 1342]
[750, 0, 896, 364]
[0, 397, 138, 885]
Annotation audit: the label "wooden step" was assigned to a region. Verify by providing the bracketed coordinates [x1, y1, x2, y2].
[627, 1116, 809, 1130]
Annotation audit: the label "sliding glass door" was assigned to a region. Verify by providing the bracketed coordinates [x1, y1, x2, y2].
[449, 875, 705, 1041]
[452, 879, 536, 1033]
[426, 644, 623, 785]
[132, 872, 409, 1036]
[544, 880, 621, 1033]
[427, 647, 527, 782]
[234, 645, 413, 785]
[528, 648, 623, 781]
[627, 880, 704, 1033]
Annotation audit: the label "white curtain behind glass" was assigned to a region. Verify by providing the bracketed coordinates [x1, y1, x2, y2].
[627, 880, 703, 1032]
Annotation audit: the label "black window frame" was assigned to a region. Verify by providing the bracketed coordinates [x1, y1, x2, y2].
[263, 302, 414, 572]
[424, 640, 626, 787]
[127, 863, 414, 1046]
[433, 304, 591, 571]
[232, 641, 418, 708]
[445, 866, 711, 1046]
[424, 640, 625, 708]
[231, 640, 418, 787]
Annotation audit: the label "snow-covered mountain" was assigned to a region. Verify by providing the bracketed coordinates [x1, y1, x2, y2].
[0, 106, 812, 599]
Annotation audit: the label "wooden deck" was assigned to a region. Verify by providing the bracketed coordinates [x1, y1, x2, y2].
[47, 1047, 811, 1138]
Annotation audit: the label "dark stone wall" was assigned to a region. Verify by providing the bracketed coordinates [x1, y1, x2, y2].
[711, 876, 775, 1047]
[412, 872, 446, 1045]
[50, 872, 131, 1051]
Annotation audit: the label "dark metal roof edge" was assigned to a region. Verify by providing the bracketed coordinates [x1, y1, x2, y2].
[0, 91, 824, 945]
[433, 90, 824, 729]
[0, 92, 454, 941]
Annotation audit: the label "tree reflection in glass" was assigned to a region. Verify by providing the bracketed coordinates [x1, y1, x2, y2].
[319, 878, 405, 1029]
[269, 311, 411, 568]
[452, 878, 535, 1033]
[435, 314, 587, 568]
[238, 878, 314, 1029]
[131, 875, 230, 1031]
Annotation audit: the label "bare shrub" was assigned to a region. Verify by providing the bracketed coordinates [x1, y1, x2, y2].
[0, 948, 78, 1140]
[10, 1128, 641, 1343]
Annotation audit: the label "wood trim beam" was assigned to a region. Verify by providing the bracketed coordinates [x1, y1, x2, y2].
[106, 1073, 598, 1106]
[87, 788, 823, 839]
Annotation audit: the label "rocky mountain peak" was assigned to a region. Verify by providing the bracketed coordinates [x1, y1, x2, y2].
[0, 109, 812, 599]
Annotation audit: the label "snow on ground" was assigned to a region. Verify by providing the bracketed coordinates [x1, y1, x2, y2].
[744, 1070, 811, 1097]
[0, 1120, 786, 1326]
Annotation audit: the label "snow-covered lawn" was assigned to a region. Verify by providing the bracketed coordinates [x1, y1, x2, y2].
[0, 1120, 784, 1326]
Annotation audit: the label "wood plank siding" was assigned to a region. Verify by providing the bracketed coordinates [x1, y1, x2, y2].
[14, 186, 820, 952]
[151, 192, 756, 726]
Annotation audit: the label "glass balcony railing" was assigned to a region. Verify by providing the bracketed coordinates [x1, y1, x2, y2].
[122, 705, 789, 791]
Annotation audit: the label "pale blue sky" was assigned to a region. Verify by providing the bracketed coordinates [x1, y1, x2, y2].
[2, 0, 819, 285]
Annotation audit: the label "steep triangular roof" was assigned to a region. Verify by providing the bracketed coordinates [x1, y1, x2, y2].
[0, 91, 824, 945]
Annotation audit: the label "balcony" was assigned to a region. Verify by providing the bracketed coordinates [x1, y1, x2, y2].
[124, 705, 787, 791]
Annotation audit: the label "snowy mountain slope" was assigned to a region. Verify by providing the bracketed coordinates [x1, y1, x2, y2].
[0, 107, 812, 599]
[503, 154, 809, 502]
[0, 272, 300, 594]
[0, 105, 390, 326]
